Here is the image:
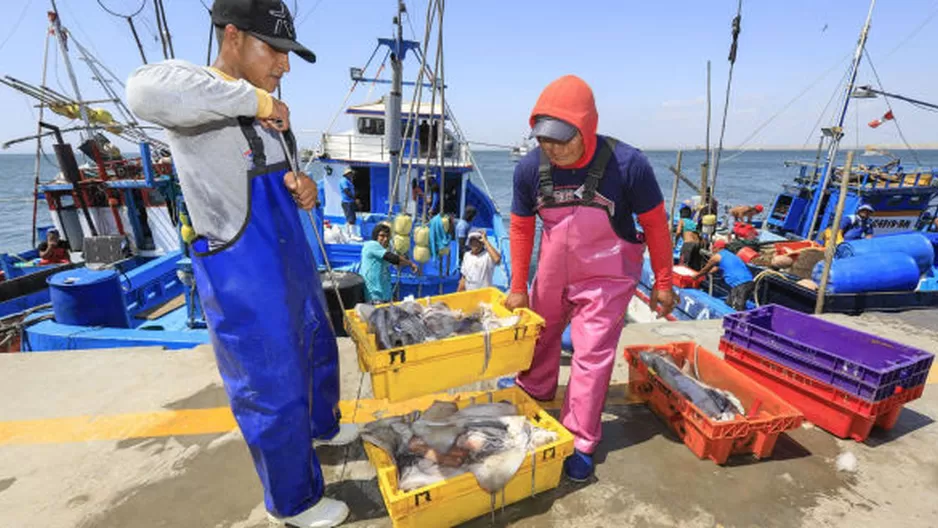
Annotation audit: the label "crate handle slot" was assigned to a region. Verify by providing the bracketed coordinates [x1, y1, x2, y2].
[389, 349, 407, 365]
[414, 490, 431, 506]
[542, 446, 556, 460]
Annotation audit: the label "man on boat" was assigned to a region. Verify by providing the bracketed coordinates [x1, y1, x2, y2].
[840, 204, 875, 240]
[340, 166, 361, 241]
[457, 230, 501, 291]
[729, 203, 764, 223]
[676, 206, 703, 270]
[360, 223, 419, 303]
[37, 229, 71, 265]
[694, 240, 755, 311]
[455, 205, 477, 261]
[127, 1, 355, 526]
[504, 75, 675, 481]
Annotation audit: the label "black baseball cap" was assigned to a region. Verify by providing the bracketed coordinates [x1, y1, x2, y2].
[212, 0, 316, 63]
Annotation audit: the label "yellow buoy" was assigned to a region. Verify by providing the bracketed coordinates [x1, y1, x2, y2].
[180, 225, 197, 244]
[702, 214, 717, 226]
[413, 245, 431, 264]
[413, 225, 430, 246]
[392, 213, 413, 236]
[392, 235, 410, 254]
[89, 108, 115, 125]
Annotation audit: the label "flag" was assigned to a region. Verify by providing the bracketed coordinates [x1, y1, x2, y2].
[868, 119, 882, 128]
[883, 110, 894, 121]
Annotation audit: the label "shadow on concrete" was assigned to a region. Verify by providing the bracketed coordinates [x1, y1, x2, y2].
[591, 404, 670, 465]
[0, 477, 15, 494]
[78, 436, 262, 528]
[722, 432, 813, 467]
[459, 477, 593, 528]
[317, 437, 369, 465]
[865, 407, 935, 447]
[326, 477, 388, 524]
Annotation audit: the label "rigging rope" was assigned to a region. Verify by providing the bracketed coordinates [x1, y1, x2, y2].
[397, 0, 438, 215]
[799, 62, 853, 151]
[717, 53, 852, 165]
[420, 6, 443, 226]
[296, 0, 326, 28]
[882, 2, 938, 60]
[863, 49, 923, 167]
[708, 0, 742, 213]
[0, 0, 34, 54]
[95, 0, 146, 18]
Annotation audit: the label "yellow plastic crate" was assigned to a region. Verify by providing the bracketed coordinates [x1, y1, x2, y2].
[363, 387, 575, 528]
[345, 288, 545, 402]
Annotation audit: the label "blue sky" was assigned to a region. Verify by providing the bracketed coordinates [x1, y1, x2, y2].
[1, 0, 936, 154]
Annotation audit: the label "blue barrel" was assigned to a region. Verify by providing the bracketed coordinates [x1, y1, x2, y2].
[923, 232, 938, 267]
[48, 268, 130, 328]
[835, 233, 935, 273]
[812, 254, 921, 294]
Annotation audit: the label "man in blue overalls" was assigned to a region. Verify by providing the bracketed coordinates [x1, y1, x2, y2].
[841, 204, 876, 240]
[127, 1, 354, 526]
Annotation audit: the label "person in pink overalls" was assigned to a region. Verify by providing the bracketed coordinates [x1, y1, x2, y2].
[505, 75, 675, 481]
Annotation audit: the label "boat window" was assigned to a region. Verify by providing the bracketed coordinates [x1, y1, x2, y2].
[907, 195, 925, 206]
[886, 195, 904, 207]
[358, 117, 386, 136]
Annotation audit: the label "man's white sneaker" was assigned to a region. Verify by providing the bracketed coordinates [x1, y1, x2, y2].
[267, 497, 349, 528]
[314, 423, 359, 447]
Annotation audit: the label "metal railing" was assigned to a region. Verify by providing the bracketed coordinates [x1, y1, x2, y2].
[320, 133, 472, 167]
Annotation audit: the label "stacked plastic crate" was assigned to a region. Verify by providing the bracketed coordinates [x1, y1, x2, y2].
[345, 287, 575, 528]
[719, 305, 934, 441]
[623, 341, 804, 465]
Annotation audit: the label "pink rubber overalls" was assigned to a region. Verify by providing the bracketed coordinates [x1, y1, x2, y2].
[516, 138, 644, 454]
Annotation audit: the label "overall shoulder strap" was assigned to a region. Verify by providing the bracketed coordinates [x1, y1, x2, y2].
[537, 148, 554, 203]
[237, 117, 267, 171]
[582, 137, 618, 201]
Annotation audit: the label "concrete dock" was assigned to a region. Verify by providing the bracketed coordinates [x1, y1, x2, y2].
[1, 311, 936, 528]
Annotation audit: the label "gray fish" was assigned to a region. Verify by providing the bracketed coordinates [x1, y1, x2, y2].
[639, 351, 743, 421]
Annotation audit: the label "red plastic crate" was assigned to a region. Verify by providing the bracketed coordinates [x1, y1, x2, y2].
[625, 341, 804, 465]
[720, 339, 925, 442]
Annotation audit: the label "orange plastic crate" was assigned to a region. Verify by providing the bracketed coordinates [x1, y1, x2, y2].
[774, 240, 820, 257]
[625, 341, 804, 465]
[720, 339, 925, 441]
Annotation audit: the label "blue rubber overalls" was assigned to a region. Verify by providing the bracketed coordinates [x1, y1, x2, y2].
[190, 120, 340, 518]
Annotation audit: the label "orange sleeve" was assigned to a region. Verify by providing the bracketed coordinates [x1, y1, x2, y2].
[509, 213, 536, 293]
[637, 202, 674, 291]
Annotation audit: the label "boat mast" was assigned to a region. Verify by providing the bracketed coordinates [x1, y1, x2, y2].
[804, 0, 876, 241]
[49, 0, 94, 142]
[30, 15, 55, 248]
[386, 1, 405, 211]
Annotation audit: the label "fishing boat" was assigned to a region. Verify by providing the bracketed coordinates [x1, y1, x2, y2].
[509, 137, 533, 163]
[631, 0, 938, 321]
[305, 1, 508, 296]
[0, 4, 207, 351]
[2, 1, 507, 351]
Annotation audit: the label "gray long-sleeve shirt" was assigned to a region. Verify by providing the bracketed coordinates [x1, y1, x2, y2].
[126, 60, 289, 248]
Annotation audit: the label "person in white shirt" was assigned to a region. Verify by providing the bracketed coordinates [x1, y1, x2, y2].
[458, 231, 502, 291]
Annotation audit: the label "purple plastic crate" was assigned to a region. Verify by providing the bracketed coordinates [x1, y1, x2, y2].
[722, 305, 934, 402]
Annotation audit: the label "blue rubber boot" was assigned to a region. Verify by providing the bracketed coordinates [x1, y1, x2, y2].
[563, 450, 594, 482]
